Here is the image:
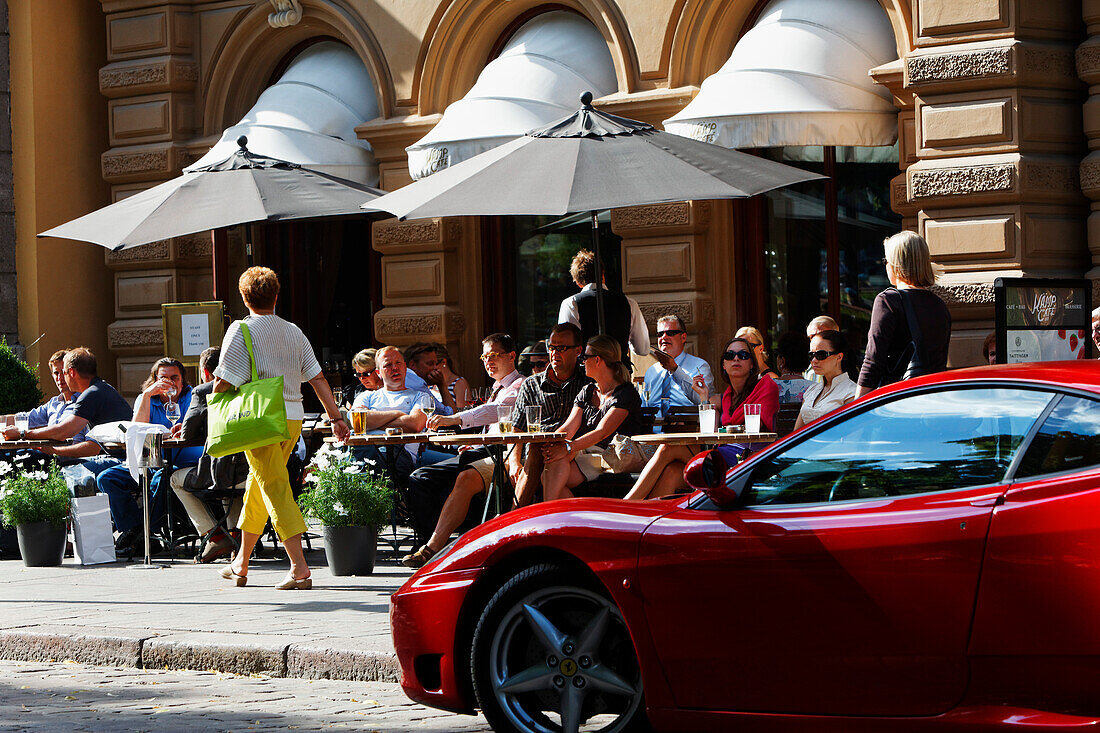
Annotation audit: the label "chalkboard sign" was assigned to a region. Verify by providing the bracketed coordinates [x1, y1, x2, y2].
[994, 278, 1092, 364]
[162, 302, 225, 367]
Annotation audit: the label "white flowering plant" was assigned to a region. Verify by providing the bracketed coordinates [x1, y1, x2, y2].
[0, 457, 69, 528]
[297, 444, 393, 529]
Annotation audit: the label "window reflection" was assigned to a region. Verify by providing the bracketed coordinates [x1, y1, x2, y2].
[745, 388, 1052, 506]
[1017, 396, 1100, 478]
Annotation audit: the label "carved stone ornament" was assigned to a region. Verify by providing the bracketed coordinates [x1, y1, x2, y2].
[105, 241, 171, 266]
[176, 233, 213, 260]
[108, 324, 164, 349]
[1022, 163, 1082, 196]
[375, 314, 443, 338]
[268, 0, 303, 28]
[614, 203, 691, 230]
[1019, 46, 1076, 80]
[99, 61, 198, 93]
[911, 164, 1015, 198]
[1076, 42, 1100, 81]
[639, 300, 693, 327]
[374, 219, 442, 247]
[907, 48, 1011, 84]
[1079, 157, 1100, 194]
[102, 149, 171, 180]
[445, 311, 466, 336]
[931, 283, 995, 307]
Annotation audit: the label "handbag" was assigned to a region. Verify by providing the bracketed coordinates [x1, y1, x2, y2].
[206, 321, 290, 458]
[70, 494, 116, 565]
[601, 434, 655, 473]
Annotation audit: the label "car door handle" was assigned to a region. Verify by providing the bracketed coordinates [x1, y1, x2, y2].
[970, 495, 1005, 507]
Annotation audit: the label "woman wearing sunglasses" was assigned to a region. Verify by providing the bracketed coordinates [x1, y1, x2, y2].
[623, 337, 779, 500]
[794, 330, 857, 432]
[541, 336, 646, 501]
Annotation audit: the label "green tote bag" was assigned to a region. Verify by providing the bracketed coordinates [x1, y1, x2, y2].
[206, 321, 290, 457]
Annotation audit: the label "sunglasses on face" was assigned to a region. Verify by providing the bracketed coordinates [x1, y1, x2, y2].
[722, 350, 752, 361]
[353, 370, 374, 380]
[581, 353, 600, 361]
[656, 329, 685, 338]
[808, 350, 840, 361]
[547, 344, 579, 353]
[530, 360, 549, 369]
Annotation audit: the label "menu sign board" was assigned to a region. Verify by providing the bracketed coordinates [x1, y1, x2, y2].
[995, 278, 1092, 363]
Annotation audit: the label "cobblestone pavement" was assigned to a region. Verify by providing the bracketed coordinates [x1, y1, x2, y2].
[0, 659, 491, 732]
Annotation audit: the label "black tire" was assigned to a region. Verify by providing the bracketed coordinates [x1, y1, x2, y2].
[470, 563, 648, 733]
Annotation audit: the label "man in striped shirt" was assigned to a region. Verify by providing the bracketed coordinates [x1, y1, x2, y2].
[508, 322, 591, 507]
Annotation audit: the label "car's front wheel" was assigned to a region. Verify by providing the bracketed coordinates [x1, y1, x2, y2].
[471, 563, 646, 733]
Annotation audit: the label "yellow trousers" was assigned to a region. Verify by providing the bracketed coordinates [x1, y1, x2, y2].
[238, 420, 305, 540]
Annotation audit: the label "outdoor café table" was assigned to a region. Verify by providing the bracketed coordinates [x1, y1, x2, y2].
[0, 439, 65, 452]
[428, 431, 568, 521]
[631, 430, 778, 453]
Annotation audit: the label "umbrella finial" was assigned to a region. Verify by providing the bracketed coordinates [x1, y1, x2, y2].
[580, 91, 593, 108]
[237, 136, 249, 151]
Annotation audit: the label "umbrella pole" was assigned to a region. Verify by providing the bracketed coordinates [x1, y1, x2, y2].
[590, 210, 605, 335]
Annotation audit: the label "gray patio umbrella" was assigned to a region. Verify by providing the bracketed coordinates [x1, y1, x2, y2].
[39, 137, 387, 251]
[368, 92, 824, 331]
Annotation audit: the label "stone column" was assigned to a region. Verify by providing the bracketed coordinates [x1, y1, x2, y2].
[98, 2, 208, 395]
[1078, 0, 1100, 296]
[612, 200, 733, 367]
[899, 0, 1086, 366]
[370, 216, 482, 374]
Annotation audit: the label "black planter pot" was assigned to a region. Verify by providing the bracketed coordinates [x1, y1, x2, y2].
[16, 521, 67, 567]
[322, 524, 377, 576]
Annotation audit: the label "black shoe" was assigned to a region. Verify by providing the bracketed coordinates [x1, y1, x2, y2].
[114, 527, 140, 552]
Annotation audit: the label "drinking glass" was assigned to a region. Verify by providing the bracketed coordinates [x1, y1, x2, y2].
[525, 405, 542, 433]
[698, 403, 717, 433]
[497, 404, 514, 433]
[14, 413, 29, 435]
[744, 403, 762, 434]
[165, 401, 181, 426]
[420, 393, 438, 418]
[351, 407, 368, 435]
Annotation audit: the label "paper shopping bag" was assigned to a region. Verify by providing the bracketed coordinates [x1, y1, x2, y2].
[70, 495, 116, 565]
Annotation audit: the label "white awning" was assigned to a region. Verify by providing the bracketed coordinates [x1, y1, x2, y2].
[664, 0, 898, 149]
[406, 11, 617, 179]
[187, 42, 380, 185]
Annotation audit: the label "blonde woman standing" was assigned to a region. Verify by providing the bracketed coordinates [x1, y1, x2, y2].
[856, 231, 951, 397]
[213, 267, 350, 590]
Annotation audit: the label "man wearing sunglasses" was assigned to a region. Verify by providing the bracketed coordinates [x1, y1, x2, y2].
[402, 333, 524, 568]
[644, 315, 715, 422]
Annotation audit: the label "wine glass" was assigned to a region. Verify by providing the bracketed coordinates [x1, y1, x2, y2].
[420, 393, 437, 430]
[165, 400, 181, 426]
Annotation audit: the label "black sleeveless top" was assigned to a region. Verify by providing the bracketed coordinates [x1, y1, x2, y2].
[574, 288, 633, 367]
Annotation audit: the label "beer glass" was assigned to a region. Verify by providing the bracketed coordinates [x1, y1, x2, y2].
[497, 404, 514, 433]
[351, 407, 368, 435]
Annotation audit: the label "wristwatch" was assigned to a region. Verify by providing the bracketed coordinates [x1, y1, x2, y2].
[18, 428, 25, 440]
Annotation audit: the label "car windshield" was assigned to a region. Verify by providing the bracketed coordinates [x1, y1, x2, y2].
[743, 387, 1054, 506]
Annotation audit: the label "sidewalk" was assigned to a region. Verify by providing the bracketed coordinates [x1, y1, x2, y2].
[0, 548, 412, 683]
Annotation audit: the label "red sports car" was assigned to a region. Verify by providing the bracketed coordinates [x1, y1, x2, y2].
[390, 362, 1100, 732]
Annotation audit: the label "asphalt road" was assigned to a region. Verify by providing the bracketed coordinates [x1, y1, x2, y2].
[0, 660, 491, 732]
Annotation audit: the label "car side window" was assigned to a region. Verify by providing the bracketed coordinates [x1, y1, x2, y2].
[743, 388, 1053, 506]
[1015, 395, 1100, 479]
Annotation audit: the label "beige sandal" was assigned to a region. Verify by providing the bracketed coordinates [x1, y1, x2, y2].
[401, 544, 436, 569]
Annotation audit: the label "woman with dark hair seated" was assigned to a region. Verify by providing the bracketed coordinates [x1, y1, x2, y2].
[540, 335, 646, 501]
[624, 336, 779, 501]
[794, 330, 858, 431]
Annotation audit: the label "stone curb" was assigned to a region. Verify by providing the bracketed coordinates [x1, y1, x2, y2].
[0, 625, 399, 682]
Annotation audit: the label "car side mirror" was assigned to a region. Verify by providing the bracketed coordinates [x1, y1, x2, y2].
[684, 449, 749, 508]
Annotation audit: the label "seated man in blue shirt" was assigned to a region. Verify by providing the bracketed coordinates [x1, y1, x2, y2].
[401, 342, 456, 416]
[97, 357, 203, 554]
[644, 315, 715, 422]
[351, 345, 452, 480]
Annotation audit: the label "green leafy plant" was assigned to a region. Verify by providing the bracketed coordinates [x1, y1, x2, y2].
[298, 444, 393, 529]
[0, 338, 44, 414]
[0, 460, 69, 528]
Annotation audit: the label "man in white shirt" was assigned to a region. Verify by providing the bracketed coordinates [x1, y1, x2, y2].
[557, 249, 649, 368]
[644, 315, 715, 421]
[402, 333, 525, 568]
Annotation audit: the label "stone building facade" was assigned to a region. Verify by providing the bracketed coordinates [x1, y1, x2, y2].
[9, 0, 1093, 394]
